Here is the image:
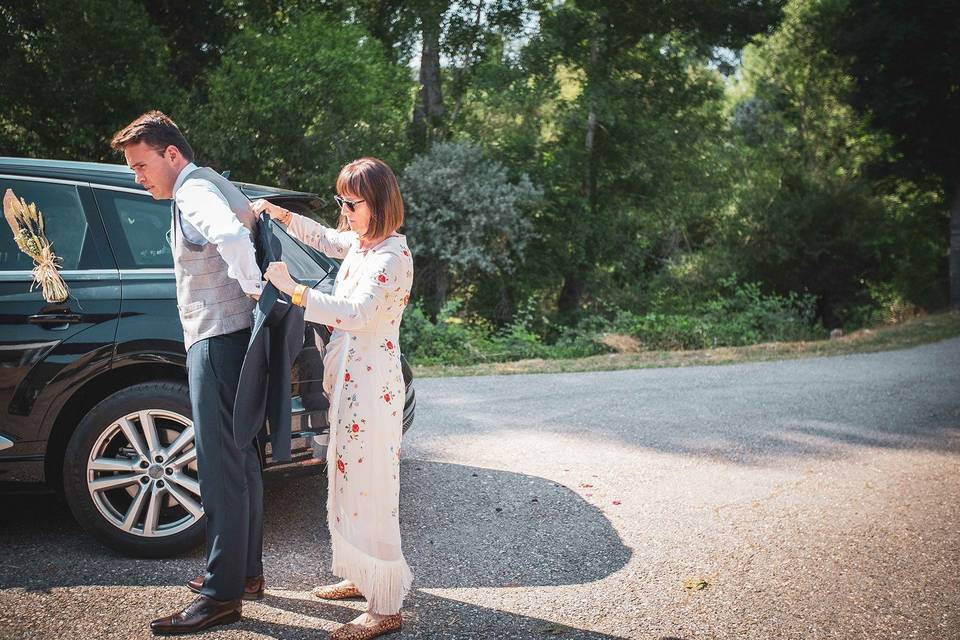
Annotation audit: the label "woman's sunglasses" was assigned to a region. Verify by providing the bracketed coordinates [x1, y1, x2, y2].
[334, 195, 365, 212]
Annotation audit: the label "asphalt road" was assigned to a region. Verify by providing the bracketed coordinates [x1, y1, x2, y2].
[2, 337, 959, 639]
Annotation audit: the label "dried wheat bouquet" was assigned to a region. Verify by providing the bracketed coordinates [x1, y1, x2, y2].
[3, 188, 69, 303]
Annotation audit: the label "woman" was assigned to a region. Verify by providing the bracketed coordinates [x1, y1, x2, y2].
[255, 157, 413, 640]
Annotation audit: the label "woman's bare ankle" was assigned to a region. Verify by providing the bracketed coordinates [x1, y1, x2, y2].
[365, 609, 398, 622]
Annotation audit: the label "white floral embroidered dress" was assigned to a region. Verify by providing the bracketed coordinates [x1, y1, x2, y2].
[286, 213, 413, 614]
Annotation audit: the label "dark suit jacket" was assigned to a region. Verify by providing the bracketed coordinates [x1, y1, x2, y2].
[233, 213, 305, 462]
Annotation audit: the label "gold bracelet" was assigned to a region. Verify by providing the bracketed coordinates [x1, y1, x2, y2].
[291, 284, 307, 307]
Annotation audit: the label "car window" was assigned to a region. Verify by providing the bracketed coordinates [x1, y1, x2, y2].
[93, 188, 173, 268]
[0, 178, 92, 271]
[94, 186, 336, 280]
[272, 221, 337, 283]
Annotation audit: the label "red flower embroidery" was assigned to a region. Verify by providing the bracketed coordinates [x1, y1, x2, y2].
[385, 340, 394, 350]
[352, 423, 359, 432]
[344, 372, 351, 382]
[383, 393, 391, 403]
[402, 249, 409, 256]
[337, 459, 345, 473]
[326, 325, 334, 333]
[335, 318, 342, 324]
[377, 273, 387, 283]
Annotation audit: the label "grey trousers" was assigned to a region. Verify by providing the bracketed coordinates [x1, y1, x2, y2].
[186, 329, 264, 601]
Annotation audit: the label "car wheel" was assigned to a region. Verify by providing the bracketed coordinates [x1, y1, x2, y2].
[62, 381, 205, 558]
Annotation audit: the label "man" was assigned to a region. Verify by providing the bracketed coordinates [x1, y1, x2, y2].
[111, 111, 265, 635]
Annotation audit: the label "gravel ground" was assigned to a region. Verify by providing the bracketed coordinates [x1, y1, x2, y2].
[2, 337, 958, 639]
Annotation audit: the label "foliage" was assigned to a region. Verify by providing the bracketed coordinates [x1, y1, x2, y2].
[191, 10, 413, 192]
[401, 141, 542, 317]
[827, 0, 960, 309]
[722, 0, 949, 325]
[2, 0, 952, 365]
[141, 1, 244, 93]
[506, 0, 785, 319]
[828, 0, 960, 189]
[624, 278, 822, 349]
[400, 278, 820, 366]
[0, 0, 185, 161]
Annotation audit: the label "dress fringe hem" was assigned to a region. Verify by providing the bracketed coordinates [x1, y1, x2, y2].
[329, 525, 413, 614]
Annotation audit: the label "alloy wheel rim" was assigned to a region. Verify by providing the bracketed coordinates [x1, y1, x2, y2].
[86, 409, 202, 538]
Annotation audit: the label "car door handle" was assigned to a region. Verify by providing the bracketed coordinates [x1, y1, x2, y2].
[28, 313, 81, 329]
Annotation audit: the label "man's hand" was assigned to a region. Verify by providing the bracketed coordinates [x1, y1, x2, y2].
[246, 279, 269, 301]
[264, 261, 297, 296]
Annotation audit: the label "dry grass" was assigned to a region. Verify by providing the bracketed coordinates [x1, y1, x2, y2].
[411, 310, 960, 379]
[598, 332, 643, 353]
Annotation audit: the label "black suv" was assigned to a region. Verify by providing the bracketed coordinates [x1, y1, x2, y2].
[0, 158, 415, 557]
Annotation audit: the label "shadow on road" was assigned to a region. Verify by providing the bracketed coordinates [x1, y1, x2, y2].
[0, 460, 631, 638]
[229, 591, 630, 639]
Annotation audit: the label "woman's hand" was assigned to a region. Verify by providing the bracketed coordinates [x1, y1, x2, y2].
[264, 261, 298, 296]
[251, 199, 292, 224]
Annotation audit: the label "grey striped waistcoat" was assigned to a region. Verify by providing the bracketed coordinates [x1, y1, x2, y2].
[172, 167, 257, 351]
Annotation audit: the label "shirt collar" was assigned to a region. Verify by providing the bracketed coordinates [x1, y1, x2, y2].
[173, 162, 198, 197]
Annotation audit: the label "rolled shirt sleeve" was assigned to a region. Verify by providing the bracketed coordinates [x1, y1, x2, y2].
[175, 179, 263, 296]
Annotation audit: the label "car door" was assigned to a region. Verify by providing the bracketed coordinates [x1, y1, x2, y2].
[0, 175, 120, 476]
[92, 185, 337, 461]
[91, 185, 180, 354]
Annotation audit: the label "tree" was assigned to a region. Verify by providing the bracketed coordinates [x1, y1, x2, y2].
[725, 0, 889, 324]
[0, 0, 184, 161]
[139, 0, 280, 95]
[191, 10, 412, 193]
[828, 0, 960, 309]
[411, 1, 534, 150]
[510, 0, 784, 319]
[401, 141, 542, 317]
[327, 0, 532, 150]
[723, 0, 949, 325]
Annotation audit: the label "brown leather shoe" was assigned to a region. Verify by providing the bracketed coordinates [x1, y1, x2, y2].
[187, 574, 265, 601]
[150, 595, 241, 636]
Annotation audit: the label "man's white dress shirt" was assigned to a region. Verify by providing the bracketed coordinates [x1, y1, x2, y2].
[173, 162, 262, 297]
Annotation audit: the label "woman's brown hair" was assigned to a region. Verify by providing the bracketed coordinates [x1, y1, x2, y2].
[335, 157, 404, 242]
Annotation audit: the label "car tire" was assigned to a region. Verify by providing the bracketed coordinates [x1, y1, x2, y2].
[62, 381, 205, 558]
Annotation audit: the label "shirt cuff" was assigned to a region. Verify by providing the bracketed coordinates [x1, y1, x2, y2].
[238, 278, 264, 296]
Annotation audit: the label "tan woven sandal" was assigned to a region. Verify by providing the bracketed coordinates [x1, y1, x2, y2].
[330, 613, 402, 640]
[312, 582, 364, 600]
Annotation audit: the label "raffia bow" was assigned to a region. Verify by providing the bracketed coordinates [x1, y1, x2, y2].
[3, 188, 69, 303]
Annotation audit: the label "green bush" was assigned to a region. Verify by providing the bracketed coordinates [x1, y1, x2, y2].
[622, 277, 823, 350]
[400, 298, 585, 366]
[399, 301, 487, 366]
[399, 279, 824, 366]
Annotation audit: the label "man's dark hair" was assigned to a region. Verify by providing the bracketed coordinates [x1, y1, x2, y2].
[110, 110, 194, 161]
